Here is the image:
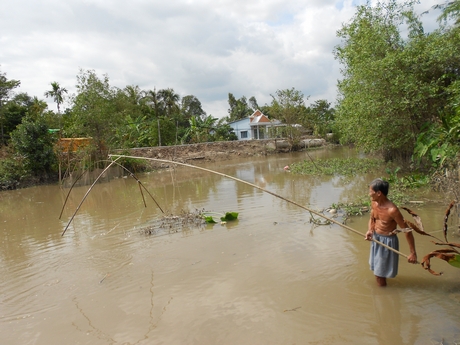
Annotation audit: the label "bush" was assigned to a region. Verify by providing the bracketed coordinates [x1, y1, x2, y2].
[0, 155, 29, 190]
[10, 117, 57, 175]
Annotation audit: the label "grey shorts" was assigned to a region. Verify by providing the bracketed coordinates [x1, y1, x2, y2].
[369, 233, 399, 278]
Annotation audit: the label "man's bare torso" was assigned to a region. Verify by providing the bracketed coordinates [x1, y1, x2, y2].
[370, 201, 398, 235]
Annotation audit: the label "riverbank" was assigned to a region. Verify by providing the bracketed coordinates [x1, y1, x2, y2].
[0, 138, 327, 190]
[115, 138, 327, 168]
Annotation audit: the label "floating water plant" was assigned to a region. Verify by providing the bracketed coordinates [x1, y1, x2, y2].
[202, 211, 239, 224]
[289, 157, 381, 176]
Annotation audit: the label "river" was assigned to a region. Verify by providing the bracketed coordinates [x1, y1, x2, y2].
[1, 146, 459, 345]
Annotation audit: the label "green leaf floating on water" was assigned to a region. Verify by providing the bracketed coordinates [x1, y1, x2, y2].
[202, 212, 239, 223]
[221, 212, 239, 221]
[203, 216, 217, 223]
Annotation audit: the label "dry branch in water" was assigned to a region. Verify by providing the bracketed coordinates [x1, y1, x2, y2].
[141, 209, 206, 235]
[402, 202, 460, 275]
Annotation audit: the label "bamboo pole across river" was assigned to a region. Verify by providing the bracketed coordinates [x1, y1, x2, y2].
[108, 154, 413, 260]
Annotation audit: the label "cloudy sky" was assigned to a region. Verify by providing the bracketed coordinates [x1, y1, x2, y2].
[1, 0, 442, 118]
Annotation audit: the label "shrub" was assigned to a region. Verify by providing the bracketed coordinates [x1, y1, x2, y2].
[10, 117, 57, 175]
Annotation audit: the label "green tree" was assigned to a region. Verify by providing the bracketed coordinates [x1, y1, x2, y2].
[29, 96, 48, 119]
[123, 85, 144, 106]
[180, 95, 206, 122]
[115, 114, 152, 148]
[10, 116, 57, 175]
[147, 88, 181, 145]
[334, 0, 460, 161]
[435, 0, 460, 26]
[158, 88, 180, 118]
[412, 1, 460, 167]
[269, 88, 308, 147]
[44, 81, 68, 114]
[66, 69, 119, 154]
[308, 100, 335, 137]
[144, 88, 163, 117]
[0, 70, 21, 145]
[110, 85, 153, 148]
[227, 93, 254, 122]
[150, 117, 176, 146]
[248, 96, 259, 111]
[1, 93, 34, 143]
[213, 118, 237, 141]
[183, 115, 218, 143]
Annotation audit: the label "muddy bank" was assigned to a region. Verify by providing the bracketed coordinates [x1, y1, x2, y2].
[115, 138, 326, 168]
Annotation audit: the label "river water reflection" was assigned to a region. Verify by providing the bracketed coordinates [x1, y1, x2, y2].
[1, 146, 459, 344]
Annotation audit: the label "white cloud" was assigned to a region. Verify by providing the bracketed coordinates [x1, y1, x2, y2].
[0, 0, 444, 118]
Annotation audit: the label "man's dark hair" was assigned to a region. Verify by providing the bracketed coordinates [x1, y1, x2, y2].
[369, 178, 389, 196]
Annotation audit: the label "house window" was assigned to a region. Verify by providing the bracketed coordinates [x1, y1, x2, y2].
[240, 131, 248, 139]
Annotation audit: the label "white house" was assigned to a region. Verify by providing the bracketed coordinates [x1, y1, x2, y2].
[228, 110, 283, 140]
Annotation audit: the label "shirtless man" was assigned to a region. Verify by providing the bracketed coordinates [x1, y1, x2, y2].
[364, 178, 417, 286]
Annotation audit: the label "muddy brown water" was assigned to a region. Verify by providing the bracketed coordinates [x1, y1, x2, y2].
[1, 147, 460, 345]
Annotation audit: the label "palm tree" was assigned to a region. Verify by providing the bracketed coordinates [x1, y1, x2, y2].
[124, 85, 143, 106]
[44, 81, 68, 114]
[158, 88, 180, 118]
[144, 88, 163, 117]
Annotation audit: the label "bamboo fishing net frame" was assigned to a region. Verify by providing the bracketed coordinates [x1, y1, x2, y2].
[106, 154, 414, 260]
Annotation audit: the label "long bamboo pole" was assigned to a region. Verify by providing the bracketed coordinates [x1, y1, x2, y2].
[109, 154, 413, 260]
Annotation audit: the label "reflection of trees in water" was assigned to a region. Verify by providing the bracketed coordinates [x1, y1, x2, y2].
[0, 185, 69, 263]
[145, 166, 223, 212]
[333, 174, 370, 204]
[270, 174, 334, 210]
[0, 147, 437, 265]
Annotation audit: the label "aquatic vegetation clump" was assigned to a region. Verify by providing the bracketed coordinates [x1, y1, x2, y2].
[202, 211, 239, 224]
[330, 201, 370, 217]
[289, 157, 381, 176]
[141, 209, 239, 235]
[141, 209, 207, 235]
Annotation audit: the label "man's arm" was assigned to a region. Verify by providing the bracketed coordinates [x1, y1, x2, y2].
[365, 206, 375, 241]
[404, 231, 417, 263]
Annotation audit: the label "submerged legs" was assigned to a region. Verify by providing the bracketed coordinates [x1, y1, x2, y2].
[376, 276, 387, 287]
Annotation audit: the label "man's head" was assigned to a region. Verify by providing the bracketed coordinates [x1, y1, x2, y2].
[369, 178, 389, 196]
